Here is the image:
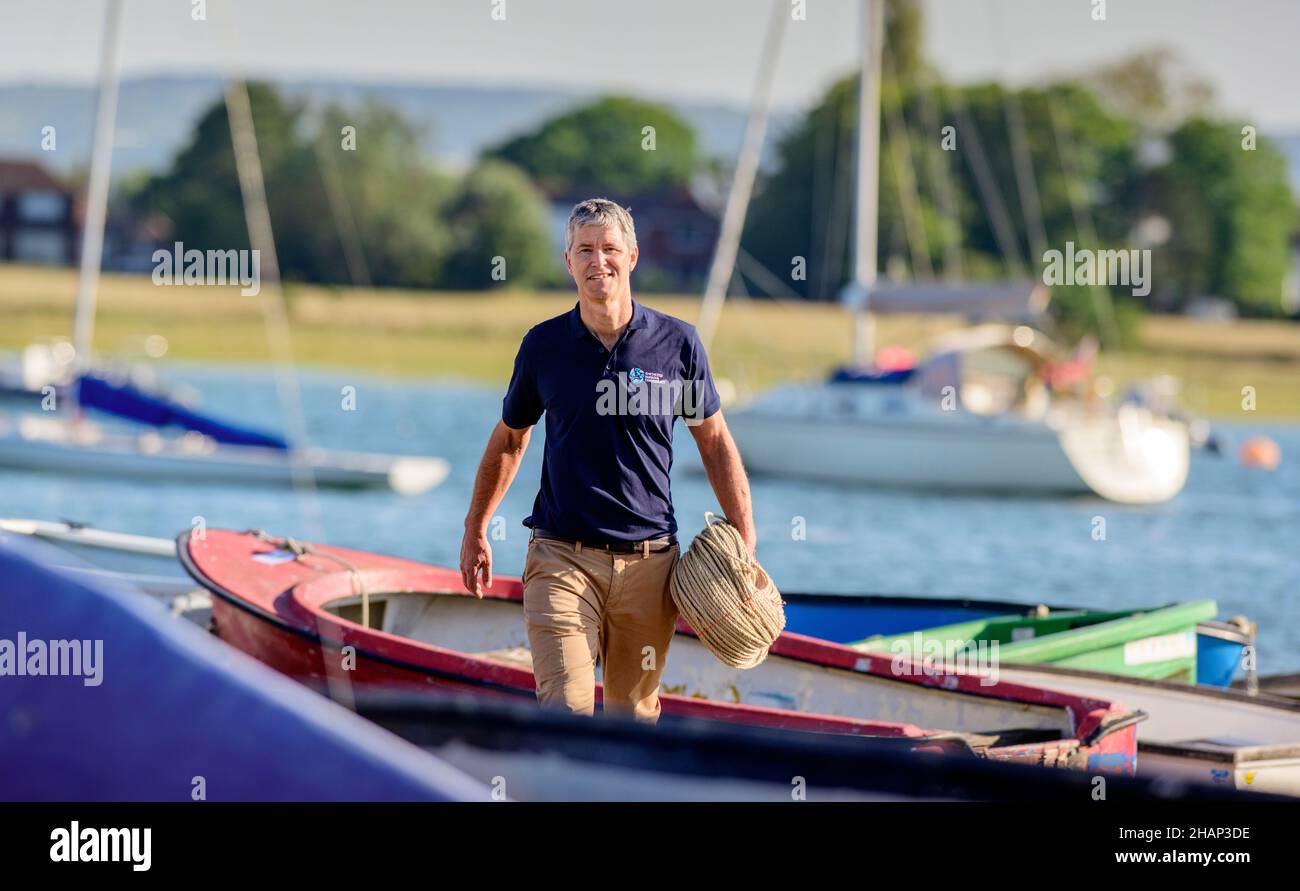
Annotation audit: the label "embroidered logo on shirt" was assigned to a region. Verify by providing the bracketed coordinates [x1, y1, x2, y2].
[627, 367, 663, 390]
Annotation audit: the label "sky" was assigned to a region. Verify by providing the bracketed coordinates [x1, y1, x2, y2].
[2, 0, 1298, 129]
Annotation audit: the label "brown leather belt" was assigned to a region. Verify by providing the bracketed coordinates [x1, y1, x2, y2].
[531, 528, 677, 554]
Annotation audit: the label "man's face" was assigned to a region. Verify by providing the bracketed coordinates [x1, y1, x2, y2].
[565, 223, 638, 303]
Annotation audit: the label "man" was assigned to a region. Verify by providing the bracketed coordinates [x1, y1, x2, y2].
[459, 197, 755, 724]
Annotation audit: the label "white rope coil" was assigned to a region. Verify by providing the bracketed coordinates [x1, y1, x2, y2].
[670, 513, 785, 669]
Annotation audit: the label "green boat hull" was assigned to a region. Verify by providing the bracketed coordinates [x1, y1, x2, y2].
[851, 600, 1218, 682]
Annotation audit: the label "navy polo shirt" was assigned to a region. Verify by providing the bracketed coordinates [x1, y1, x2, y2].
[502, 301, 721, 543]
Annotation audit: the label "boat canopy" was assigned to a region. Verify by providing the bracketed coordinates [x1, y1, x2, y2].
[926, 324, 1061, 362]
[913, 325, 1059, 416]
[75, 373, 289, 450]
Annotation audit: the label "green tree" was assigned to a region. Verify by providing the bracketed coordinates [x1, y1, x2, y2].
[442, 160, 556, 289]
[132, 82, 299, 256]
[306, 103, 456, 288]
[740, 69, 1144, 347]
[1084, 48, 1216, 136]
[1151, 118, 1295, 314]
[883, 0, 924, 88]
[487, 95, 700, 197]
[740, 78, 1128, 283]
[131, 85, 462, 289]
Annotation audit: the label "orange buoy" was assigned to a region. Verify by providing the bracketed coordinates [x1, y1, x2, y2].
[1239, 436, 1281, 470]
[875, 345, 916, 372]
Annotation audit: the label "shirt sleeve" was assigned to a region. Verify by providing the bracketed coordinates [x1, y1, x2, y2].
[502, 334, 544, 429]
[680, 328, 722, 423]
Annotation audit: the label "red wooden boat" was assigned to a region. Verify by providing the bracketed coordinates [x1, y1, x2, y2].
[180, 529, 1141, 774]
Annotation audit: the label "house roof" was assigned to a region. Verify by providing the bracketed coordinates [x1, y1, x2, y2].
[0, 159, 70, 194]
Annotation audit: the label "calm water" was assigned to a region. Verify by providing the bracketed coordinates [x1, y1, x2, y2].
[4, 363, 1298, 671]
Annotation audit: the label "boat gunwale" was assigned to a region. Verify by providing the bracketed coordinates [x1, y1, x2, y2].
[1139, 739, 1300, 765]
[998, 660, 1300, 713]
[179, 530, 1141, 749]
[781, 590, 1055, 613]
[1195, 620, 1256, 645]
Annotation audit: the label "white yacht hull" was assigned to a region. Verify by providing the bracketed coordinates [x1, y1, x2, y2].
[0, 416, 449, 495]
[723, 385, 1189, 504]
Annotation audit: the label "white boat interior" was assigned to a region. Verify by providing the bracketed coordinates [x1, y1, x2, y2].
[323, 590, 1083, 747]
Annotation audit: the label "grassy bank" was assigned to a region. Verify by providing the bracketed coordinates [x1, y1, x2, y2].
[2, 262, 1297, 420]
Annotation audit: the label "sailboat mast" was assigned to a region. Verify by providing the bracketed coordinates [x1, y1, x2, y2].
[843, 0, 884, 365]
[72, 0, 125, 374]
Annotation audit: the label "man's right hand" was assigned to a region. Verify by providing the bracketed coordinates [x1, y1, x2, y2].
[459, 531, 492, 598]
[460, 420, 532, 599]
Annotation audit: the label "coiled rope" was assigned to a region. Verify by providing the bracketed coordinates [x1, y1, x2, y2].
[670, 513, 785, 669]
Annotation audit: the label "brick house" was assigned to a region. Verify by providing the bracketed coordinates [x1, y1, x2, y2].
[0, 159, 78, 265]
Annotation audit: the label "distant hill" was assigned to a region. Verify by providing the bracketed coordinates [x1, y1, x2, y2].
[4, 73, 1294, 200]
[0, 74, 791, 183]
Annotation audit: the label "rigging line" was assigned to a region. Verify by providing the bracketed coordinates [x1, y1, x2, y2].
[951, 95, 1024, 278]
[1003, 90, 1048, 262]
[881, 42, 933, 280]
[223, 79, 325, 544]
[732, 263, 752, 300]
[811, 70, 834, 299]
[914, 71, 964, 281]
[1046, 100, 1122, 350]
[697, 0, 788, 351]
[820, 110, 854, 302]
[225, 80, 365, 720]
[991, 0, 1048, 265]
[313, 122, 372, 288]
[736, 246, 803, 300]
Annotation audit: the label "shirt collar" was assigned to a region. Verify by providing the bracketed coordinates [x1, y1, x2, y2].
[568, 300, 650, 339]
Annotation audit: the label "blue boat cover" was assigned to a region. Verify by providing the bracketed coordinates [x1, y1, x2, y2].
[76, 373, 289, 450]
[828, 366, 915, 385]
[0, 534, 485, 801]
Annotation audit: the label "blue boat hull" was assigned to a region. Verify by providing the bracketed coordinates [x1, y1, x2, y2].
[0, 533, 484, 801]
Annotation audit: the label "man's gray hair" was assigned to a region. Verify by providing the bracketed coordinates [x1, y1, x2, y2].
[565, 198, 637, 254]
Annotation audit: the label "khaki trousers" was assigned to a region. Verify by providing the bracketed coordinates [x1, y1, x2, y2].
[521, 535, 680, 724]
